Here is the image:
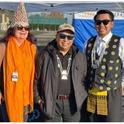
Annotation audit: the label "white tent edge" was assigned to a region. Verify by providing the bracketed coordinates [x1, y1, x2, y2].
[1, 0, 124, 3]
[74, 11, 124, 19]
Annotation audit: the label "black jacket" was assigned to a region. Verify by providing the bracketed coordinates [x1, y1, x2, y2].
[34, 40, 87, 118]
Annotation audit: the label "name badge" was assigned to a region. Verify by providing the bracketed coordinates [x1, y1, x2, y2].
[12, 72, 18, 82]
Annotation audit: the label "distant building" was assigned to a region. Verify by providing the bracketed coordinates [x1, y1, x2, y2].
[29, 12, 67, 31]
[0, 9, 14, 31]
[0, 10, 67, 31]
[0, 13, 10, 30]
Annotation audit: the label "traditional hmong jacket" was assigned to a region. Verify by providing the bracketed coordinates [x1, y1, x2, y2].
[86, 35, 122, 91]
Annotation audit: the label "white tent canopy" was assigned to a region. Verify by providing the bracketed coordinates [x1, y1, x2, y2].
[0, 1, 124, 13]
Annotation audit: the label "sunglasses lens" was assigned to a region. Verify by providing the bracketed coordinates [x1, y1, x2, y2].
[59, 34, 74, 40]
[103, 20, 110, 25]
[17, 27, 29, 31]
[95, 20, 111, 25]
[95, 20, 101, 25]
[59, 34, 66, 39]
[25, 27, 29, 30]
[67, 36, 74, 40]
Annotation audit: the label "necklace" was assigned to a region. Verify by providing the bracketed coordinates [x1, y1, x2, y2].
[56, 54, 72, 80]
[91, 40, 107, 69]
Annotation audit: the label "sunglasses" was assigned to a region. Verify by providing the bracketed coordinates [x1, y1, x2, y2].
[16, 26, 29, 31]
[59, 34, 74, 40]
[95, 20, 111, 25]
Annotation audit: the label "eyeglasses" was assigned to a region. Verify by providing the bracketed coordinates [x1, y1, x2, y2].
[95, 20, 111, 25]
[16, 26, 29, 31]
[59, 34, 74, 40]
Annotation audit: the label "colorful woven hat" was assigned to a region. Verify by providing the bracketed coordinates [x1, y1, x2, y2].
[11, 2, 29, 27]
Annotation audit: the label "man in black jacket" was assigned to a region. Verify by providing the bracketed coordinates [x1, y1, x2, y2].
[34, 23, 87, 122]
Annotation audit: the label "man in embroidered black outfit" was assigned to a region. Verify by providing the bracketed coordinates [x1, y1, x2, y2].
[34, 23, 87, 122]
[85, 9, 124, 122]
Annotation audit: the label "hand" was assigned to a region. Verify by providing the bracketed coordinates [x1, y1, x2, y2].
[38, 99, 44, 110]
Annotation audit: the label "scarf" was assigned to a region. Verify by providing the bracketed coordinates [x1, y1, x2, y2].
[3, 36, 36, 122]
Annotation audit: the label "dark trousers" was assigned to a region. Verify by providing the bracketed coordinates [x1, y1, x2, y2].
[0, 101, 9, 122]
[45, 96, 80, 122]
[88, 88, 122, 122]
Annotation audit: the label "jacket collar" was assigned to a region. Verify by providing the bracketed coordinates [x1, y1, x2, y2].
[45, 39, 79, 58]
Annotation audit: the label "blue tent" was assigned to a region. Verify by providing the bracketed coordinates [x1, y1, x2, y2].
[73, 11, 124, 51]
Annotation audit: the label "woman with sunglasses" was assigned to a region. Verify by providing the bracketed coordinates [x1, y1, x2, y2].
[85, 9, 124, 122]
[34, 23, 87, 122]
[0, 2, 37, 122]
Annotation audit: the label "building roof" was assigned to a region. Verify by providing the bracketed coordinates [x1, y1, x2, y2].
[29, 15, 66, 25]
